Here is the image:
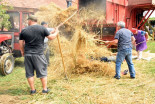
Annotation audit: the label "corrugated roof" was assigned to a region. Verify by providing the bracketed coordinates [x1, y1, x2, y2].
[3, 0, 67, 9]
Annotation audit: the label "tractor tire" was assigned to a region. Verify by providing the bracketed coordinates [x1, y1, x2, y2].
[0, 53, 14, 76]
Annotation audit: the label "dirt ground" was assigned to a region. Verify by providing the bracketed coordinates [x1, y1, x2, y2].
[132, 50, 155, 60]
[0, 51, 154, 104]
[0, 95, 23, 104]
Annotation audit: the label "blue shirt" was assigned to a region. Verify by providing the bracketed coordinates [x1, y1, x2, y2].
[44, 28, 54, 43]
[115, 28, 133, 51]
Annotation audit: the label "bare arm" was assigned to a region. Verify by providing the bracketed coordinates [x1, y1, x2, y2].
[145, 32, 149, 41]
[19, 40, 25, 56]
[105, 39, 118, 45]
[131, 36, 136, 45]
[46, 28, 59, 40]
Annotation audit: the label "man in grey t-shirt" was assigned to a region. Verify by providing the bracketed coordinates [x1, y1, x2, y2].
[105, 21, 136, 79]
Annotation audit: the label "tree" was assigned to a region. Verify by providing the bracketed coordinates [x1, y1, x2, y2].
[0, 0, 12, 31]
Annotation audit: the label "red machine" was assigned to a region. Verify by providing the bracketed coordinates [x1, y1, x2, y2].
[126, 0, 155, 30]
[0, 9, 34, 76]
[78, 0, 155, 46]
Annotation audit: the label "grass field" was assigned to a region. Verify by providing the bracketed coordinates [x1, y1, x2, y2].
[145, 40, 155, 53]
[0, 41, 155, 104]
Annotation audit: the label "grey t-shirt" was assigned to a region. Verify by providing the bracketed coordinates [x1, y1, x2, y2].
[19, 25, 50, 55]
[115, 28, 133, 51]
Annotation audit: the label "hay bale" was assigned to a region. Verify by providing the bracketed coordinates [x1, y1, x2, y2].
[36, 3, 115, 77]
[48, 28, 114, 77]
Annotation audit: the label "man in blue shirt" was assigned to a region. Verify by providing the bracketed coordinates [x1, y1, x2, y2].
[105, 21, 136, 79]
[66, 0, 73, 8]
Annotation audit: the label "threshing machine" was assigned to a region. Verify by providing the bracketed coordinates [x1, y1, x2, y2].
[78, 0, 155, 48]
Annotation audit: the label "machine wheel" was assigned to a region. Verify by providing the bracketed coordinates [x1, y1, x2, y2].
[0, 53, 14, 76]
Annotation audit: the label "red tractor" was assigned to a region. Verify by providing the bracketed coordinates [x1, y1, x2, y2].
[0, 32, 14, 75]
[0, 9, 34, 76]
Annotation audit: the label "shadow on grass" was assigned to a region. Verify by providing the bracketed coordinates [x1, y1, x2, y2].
[0, 88, 29, 96]
[14, 58, 24, 68]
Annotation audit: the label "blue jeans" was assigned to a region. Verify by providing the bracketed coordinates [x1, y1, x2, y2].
[67, 1, 72, 8]
[115, 48, 135, 78]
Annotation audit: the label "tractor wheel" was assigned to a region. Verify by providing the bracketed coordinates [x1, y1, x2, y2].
[0, 53, 14, 76]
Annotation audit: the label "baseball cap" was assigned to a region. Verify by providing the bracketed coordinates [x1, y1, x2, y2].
[27, 15, 37, 22]
[41, 21, 48, 25]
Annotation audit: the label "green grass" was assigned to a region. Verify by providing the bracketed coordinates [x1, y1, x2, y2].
[144, 41, 155, 76]
[142, 59, 155, 76]
[0, 41, 155, 104]
[145, 40, 155, 53]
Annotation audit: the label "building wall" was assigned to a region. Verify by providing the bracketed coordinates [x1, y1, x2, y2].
[50, 0, 67, 9]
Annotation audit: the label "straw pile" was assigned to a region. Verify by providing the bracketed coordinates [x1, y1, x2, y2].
[79, 3, 106, 27]
[35, 3, 115, 77]
[36, 3, 77, 39]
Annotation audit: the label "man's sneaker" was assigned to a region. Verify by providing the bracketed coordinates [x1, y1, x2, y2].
[123, 70, 128, 75]
[114, 76, 120, 79]
[30, 89, 36, 95]
[42, 88, 50, 94]
[130, 76, 135, 79]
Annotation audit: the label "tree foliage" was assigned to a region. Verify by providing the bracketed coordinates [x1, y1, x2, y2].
[0, 0, 12, 31]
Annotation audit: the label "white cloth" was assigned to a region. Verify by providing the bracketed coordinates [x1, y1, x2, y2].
[137, 51, 142, 59]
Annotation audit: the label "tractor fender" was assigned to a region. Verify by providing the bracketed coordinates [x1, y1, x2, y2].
[0, 35, 12, 43]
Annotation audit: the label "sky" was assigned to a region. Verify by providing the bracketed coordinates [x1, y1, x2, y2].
[150, 11, 155, 18]
[144, 10, 155, 18]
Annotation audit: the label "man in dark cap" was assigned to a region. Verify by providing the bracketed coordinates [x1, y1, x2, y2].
[41, 21, 54, 65]
[19, 15, 59, 94]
